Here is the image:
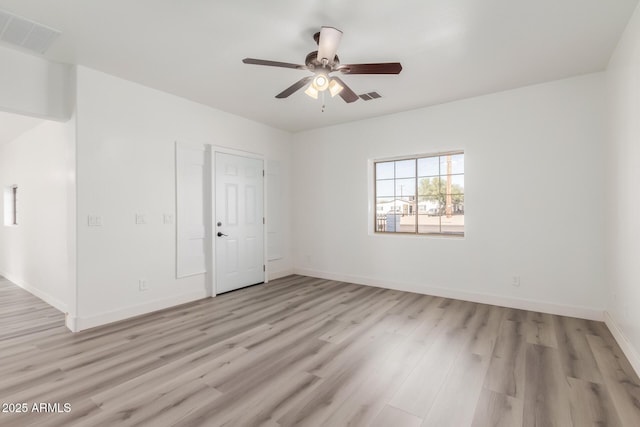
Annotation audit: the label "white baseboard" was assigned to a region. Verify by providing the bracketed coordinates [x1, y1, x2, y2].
[604, 311, 640, 377]
[71, 289, 208, 332]
[293, 268, 604, 321]
[0, 270, 68, 314]
[65, 313, 77, 332]
[268, 268, 294, 281]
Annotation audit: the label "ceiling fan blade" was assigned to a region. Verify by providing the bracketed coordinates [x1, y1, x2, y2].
[243, 58, 307, 70]
[275, 76, 314, 99]
[337, 62, 403, 74]
[317, 27, 343, 64]
[331, 77, 359, 103]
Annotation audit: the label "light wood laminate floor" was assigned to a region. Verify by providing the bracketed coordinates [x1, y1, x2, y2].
[1, 274, 640, 426]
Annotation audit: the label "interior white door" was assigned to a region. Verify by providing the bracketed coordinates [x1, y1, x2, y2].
[215, 152, 264, 294]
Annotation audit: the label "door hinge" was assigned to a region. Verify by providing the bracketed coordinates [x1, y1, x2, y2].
[262, 170, 265, 177]
[263, 217, 265, 224]
[263, 265, 266, 272]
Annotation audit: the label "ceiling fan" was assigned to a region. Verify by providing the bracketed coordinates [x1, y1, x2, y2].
[242, 27, 402, 103]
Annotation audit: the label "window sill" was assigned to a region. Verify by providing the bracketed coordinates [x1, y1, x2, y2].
[372, 231, 464, 239]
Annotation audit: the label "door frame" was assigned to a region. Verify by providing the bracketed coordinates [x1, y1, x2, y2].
[208, 145, 267, 297]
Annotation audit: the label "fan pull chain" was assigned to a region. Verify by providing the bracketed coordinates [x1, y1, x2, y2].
[321, 90, 326, 112]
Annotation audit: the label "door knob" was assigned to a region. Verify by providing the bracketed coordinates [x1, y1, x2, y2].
[217, 232, 228, 237]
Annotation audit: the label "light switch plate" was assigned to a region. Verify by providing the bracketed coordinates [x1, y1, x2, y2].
[163, 214, 174, 224]
[135, 214, 147, 225]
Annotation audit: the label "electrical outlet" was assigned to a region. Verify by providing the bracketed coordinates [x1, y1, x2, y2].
[511, 276, 521, 287]
[88, 215, 103, 226]
[139, 279, 148, 291]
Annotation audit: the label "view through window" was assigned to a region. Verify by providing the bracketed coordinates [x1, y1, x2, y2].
[3, 185, 18, 226]
[375, 152, 464, 235]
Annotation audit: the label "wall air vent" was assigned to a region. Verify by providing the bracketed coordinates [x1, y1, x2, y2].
[359, 92, 382, 101]
[0, 9, 61, 54]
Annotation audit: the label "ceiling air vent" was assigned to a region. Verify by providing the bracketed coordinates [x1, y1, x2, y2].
[0, 9, 61, 54]
[359, 92, 382, 101]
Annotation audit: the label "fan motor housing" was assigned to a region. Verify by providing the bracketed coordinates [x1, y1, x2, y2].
[305, 51, 339, 71]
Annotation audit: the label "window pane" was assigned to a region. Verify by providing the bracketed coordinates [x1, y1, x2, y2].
[418, 215, 440, 234]
[376, 197, 394, 214]
[439, 174, 464, 194]
[375, 198, 393, 232]
[418, 157, 439, 177]
[441, 212, 464, 234]
[439, 154, 464, 175]
[450, 194, 464, 215]
[395, 178, 416, 198]
[376, 180, 394, 197]
[376, 162, 394, 180]
[418, 176, 442, 196]
[398, 213, 417, 233]
[417, 196, 443, 217]
[395, 159, 415, 179]
[397, 196, 416, 217]
[386, 213, 401, 232]
[451, 153, 464, 174]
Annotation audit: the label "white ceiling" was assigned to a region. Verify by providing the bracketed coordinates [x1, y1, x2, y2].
[0, 111, 43, 146]
[0, 0, 637, 133]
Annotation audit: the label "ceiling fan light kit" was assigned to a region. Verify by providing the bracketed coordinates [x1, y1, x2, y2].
[328, 79, 343, 97]
[242, 26, 402, 106]
[304, 84, 319, 99]
[312, 73, 329, 91]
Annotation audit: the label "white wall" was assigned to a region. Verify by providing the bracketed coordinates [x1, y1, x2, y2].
[74, 66, 292, 330]
[605, 2, 640, 373]
[0, 117, 76, 316]
[292, 73, 607, 319]
[0, 46, 73, 120]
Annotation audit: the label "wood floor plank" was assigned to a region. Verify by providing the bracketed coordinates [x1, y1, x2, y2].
[275, 333, 405, 427]
[483, 319, 526, 398]
[471, 389, 524, 427]
[389, 300, 484, 417]
[320, 334, 427, 426]
[421, 351, 491, 427]
[371, 405, 423, 427]
[554, 316, 604, 384]
[525, 311, 558, 348]
[566, 377, 622, 427]
[523, 343, 573, 427]
[79, 379, 222, 427]
[217, 371, 324, 426]
[421, 305, 499, 427]
[586, 334, 640, 426]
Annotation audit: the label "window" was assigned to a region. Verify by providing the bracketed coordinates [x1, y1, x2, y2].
[374, 152, 464, 236]
[3, 185, 18, 226]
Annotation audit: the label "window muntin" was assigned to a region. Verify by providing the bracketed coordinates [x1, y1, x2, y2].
[374, 152, 464, 236]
